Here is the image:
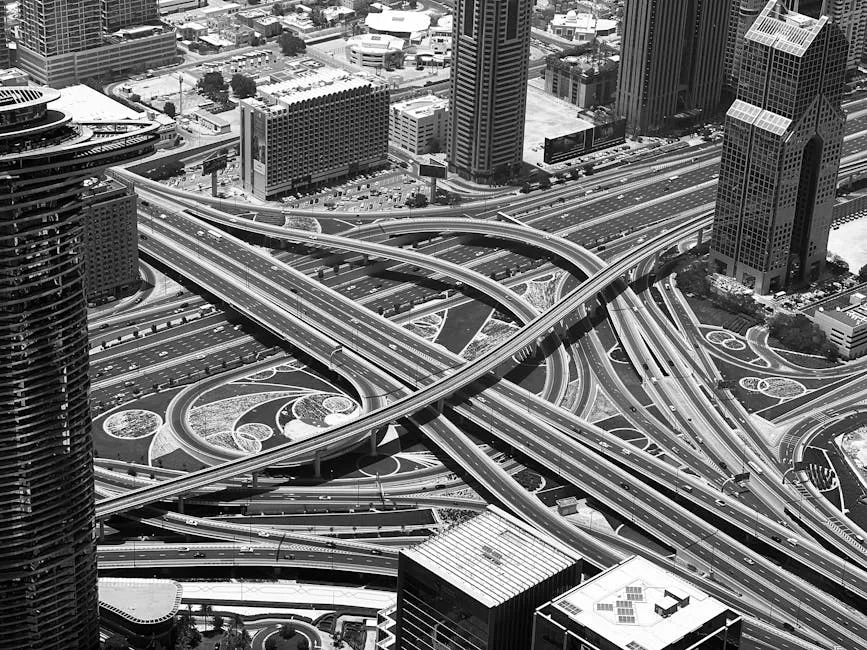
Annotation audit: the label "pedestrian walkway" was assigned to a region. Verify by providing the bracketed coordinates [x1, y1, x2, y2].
[179, 581, 396, 611]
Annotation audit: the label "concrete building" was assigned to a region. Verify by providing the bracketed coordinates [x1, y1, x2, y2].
[81, 178, 140, 301]
[817, 0, 867, 73]
[532, 556, 743, 650]
[158, 0, 203, 14]
[390, 95, 449, 154]
[448, 0, 532, 184]
[365, 10, 430, 43]
[0, 3, 9, 69]
[239, 68, 389, 199]
[545, 51, 618, 108]
[99, 578, 183, 649]
[101, 0, 159, 32]
[710, 1, 847, 293]
[0, 85, 158, 650]
[0, 68, 30, 85]
[616, 0, 730, 134]
[548, 11, 617, 43]
[18, 0, 103, 57]
[725, 0, 768, 91]
[17, 24, 177, 87]
[346, 33, 405, 69]
[814, 303, 867, 358]
[395, 506, 586, 650]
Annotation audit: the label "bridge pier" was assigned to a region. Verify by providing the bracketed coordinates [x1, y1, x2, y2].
[98, 520, 104, 542]
[695, 227, 703, 246]
[314, 451, 322, 478]
[251, 472, 259, 489]
[369, 430, 379, 456]
[178, 497, 185, 514]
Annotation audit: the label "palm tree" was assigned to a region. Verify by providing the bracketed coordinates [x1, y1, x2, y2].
[199, 603, 213, 630]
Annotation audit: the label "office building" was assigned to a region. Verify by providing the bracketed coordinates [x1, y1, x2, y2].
[532, 556, 742, 650]
[725, 0, 768, 89]
[0, 85, 158, 649]
[389, 95, 449, 155]
[82, 178, 141, 302]
[102, 0, 160, 33]
[396, 506, 585, 650]
[448, 0, 532, 184]
[18, 0, 103, 56]
[820, 0, 867, 73]
[346, 33, 406, 69]
[616, 0, 730, 134]
[548, 11, 618, 43]
[545, 51, 619, 109]
[239, 68, 389, 199]
[710, 1, 847, 293]
[814, 301, 867, 358]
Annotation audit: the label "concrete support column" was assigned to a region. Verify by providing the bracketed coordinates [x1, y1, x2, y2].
[252, 472, 259, 489]
[178, 497, 185, 514]
[696, 228, 703, 246]
[314, 451, 322, 478]
[98, 520, 104, 541]
[369, 430, 378, 456]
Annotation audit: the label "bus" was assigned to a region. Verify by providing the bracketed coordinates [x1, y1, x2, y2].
[207, 229, 223, 241]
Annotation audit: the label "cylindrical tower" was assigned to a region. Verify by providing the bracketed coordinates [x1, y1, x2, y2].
[0, 86, 158, 649]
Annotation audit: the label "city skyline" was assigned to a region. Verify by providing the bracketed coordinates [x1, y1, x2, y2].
[1, 1, 866, 649]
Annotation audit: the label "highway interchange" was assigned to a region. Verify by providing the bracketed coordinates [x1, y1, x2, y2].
[89, 99, 867, 650]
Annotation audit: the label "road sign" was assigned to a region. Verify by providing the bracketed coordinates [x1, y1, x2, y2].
[202, 153, 227, 176]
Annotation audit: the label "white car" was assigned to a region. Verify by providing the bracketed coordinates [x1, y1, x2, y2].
[184, 518, 198, 526]
[257, 530, 270, 538]
[158, 351, 169, 357]
[177, 547, 190, 553]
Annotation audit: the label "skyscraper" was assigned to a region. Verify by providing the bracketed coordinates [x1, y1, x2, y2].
[0, 86, 158, 649]
[616, 0, 731, 134]
[710, 1, 847, 293]
[18, 0, 102, 56]
[725, 0, 769, 89]
[0, 2, 9, 69]
[101, 0, 160, 34]
[448, 0, 532, 184]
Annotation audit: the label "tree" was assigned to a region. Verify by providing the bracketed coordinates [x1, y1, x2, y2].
[827, 254, 850, 276]
[280, 624, 296, 638]
[520, 181, 532, 194]
[271, 1, 284, 14]
[858, 264, 867, 282]
[538, 175, 552, 189]
[164, 101, 177, 118]
[405, 193, 428, 208]
[582, 162, 595, 175]
[310, 7, 327, 27]
[408, 0, 417, 7]
[279, 32, 307, 56]
[104, 635, 130, 650]
[197, 71, 227, 102]
[264, 639, 278, 650]
[767, 313, 837, 359]
[298, 638, 309, 650]
[230, 73, 257, 99]
[213, 614, 224, 632]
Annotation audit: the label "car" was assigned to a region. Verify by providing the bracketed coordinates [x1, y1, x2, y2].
[599, 441, 611, 449]
[177, 547, 190, 553]
[123, 380, 135, 387]
[104, 365, 114, 371]
[629, 406, 637, 412]
[743, 557, 755, 565]
[184, 518, 198, 526]
[128, 364, 138, 371]
[193, 552, 206, 558]
[212, 326, 224, 333]
[99, 323, 109, 330]
[669, 405, 676, 412]
[196, 230, 205, 236]
[257, 530, 270, 538]
[158, 351, 169, 357]
[620, 482, 630, 491]
[622, 448, 632, 455]
[771, 535, 782, 543]
[239, 546, 254, 553]
[371, 549, 382, 555]
[283, 553, 295, 560]
[681, 485, 693, 493]
[158, 213, 167, 219]
[318, 495, 332, 500]
[786, 537, 799, 546]
[388, 343, 398, 351]
[714, 499, 727, 507]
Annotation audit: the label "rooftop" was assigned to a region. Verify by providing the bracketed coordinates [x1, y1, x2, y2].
[816, 303, 867, 329]
[0, 86, 60, 112]
[727, 99, 792, 136]
[348, 33, 406, 51]
[252, 68, 383, 108]
[50, 84, 144, 123]
[99, 578, 183, 625]
[391, 94, 448, 117]
[402, 506, 582, 608]
[747, 1, 827, 57]
[550, 11, 617, 34]
[546, 556, 734, 650]
[366, 10, 431, 34]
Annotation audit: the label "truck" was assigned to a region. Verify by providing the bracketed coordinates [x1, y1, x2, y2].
[207, 229, 223, 241]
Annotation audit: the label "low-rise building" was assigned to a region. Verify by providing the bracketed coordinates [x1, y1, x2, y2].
[99, 578, 182, 649]
[545, 51, 618, 108]
[178, 21, 208, 40]
[532, 556, 742, 650]
[814, 304, 867, 359]
[548, 11, 618, 43]
[346, 33, 405, 69]
[365, 10, 431, 43]
[389, 94, 448, 154]
[240, 67, 389, 199]
[0, 67, 30, 86]
[158, 0, 203, 14]
[81, 178, 141, 302]
[236, 8, 268, 26]
[191, 108, 231, 133]
[253, 15, 284, 37]
[17, 27, 178, 87]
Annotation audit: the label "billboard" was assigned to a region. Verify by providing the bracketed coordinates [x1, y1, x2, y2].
[418, 162, 447, 179]
[202, 153, 228, 176]
[543, 118, 626, 164]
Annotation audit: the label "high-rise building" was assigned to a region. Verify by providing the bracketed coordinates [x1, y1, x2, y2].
[81, 178, 141, 302]
[395, 506, 586, 650]
[448, 0, 532, 184]
[616, 0, 731, 134]
[0, 85, 158, 649]
[0, 2, 9, 69]
[532, 556, 743, 650]
[18, 0, 103, 56]
[725, 0, 768, 89]
[389, 95, 450, 155]
[101, 0, 160, 33]
[819, 0, 867, 72]
[710, 1, 847, 293]
[239, 68, 389, 200]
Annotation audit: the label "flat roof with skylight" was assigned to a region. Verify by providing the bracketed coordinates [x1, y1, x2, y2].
[401, 506, 582, 608]
[544, 556, 737, 650]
